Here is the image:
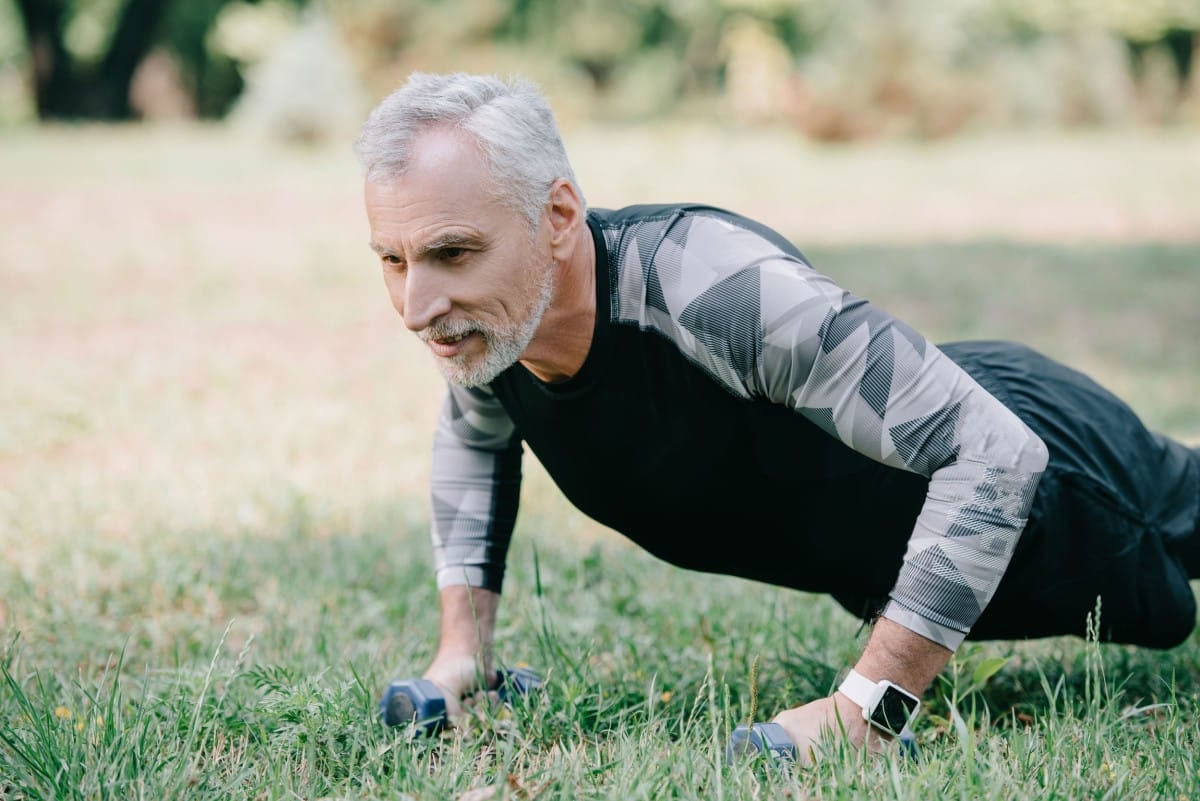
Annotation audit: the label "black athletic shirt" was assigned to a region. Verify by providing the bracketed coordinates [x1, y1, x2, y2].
[428, 204, 1049, 650]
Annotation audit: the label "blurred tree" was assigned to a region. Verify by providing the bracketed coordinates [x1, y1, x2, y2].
[162, 0, 247, 119]
[991, 0, 1200, 125]
[10, 0, 305, 120]
[15, 0, 169, 119]
[10, 0, 1196, 128]
[321, 0, 1200, 130]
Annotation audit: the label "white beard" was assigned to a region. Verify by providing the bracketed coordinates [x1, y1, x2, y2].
[421, 258, 556, 388]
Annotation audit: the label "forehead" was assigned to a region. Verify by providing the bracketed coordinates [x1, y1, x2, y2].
[407, 126, 489, 177]
[364, 128, 510, 242]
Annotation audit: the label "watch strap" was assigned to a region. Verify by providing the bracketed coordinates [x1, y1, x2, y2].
[836, 669, 879, 712]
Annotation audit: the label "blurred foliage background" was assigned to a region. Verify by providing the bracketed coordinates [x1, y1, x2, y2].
[2, 0, 1198, 140]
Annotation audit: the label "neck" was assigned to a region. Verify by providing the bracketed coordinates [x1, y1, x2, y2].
[519, 222, 597, 384]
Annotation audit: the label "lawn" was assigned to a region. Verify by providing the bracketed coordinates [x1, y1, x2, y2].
[1, 123, 1198, 799]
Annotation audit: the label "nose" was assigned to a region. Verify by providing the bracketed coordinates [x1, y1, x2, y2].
[399, 266, 453, 332]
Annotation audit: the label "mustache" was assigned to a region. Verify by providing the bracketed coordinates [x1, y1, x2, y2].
[418, 319, 486, 343]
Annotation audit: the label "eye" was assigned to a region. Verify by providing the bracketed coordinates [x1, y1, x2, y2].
[381, 254, 406, 271]
[439, 247, 467, 261]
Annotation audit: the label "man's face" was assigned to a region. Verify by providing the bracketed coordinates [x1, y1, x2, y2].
[365, 128, 554, 387]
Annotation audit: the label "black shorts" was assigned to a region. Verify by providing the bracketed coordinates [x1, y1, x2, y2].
[941, 341, 1199, 649]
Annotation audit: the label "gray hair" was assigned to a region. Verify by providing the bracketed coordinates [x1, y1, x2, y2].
[354, 72, 585, 228]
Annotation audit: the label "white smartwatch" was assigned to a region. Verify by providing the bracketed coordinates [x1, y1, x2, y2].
[837, 669, 920, 735]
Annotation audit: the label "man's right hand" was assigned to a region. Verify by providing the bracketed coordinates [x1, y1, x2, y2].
[420, 584, 503, 725]
[421, 652, 499, 722]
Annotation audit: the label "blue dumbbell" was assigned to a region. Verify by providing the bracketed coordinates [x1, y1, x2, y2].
[379, 666, 543, 734]
[726, 721, 918, 763]
[726, 722, 798, 761]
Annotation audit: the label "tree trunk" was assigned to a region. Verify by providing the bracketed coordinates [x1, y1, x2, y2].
[14, 0, 72, 118]
[14, 0, 171, 120]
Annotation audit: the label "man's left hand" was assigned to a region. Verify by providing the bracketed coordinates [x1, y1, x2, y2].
[770, 693, 889, 767]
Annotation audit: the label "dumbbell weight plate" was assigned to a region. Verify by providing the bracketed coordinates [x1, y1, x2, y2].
[379, 677, 448, 732]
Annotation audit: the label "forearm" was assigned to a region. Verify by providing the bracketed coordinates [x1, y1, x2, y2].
[431, 584, 500, 665]
[818, 618, 951, 746]
[422, 584, 503, 701]
[848, 617, 952, 698]
[430, 385, 522, 592]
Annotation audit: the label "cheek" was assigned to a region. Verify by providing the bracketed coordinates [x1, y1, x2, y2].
[382, 272, 405, 315]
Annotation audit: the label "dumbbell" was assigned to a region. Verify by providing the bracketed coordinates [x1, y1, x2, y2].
[725, 721, 918, 763]
[725, 722, 797, 761]
[379, 666, 543, 734]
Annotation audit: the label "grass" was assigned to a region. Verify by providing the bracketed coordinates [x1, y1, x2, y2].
[0, 123, 1198, 799]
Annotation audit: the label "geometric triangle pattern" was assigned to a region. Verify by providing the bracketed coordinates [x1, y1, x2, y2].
[893, 545, 984, 627]
[890, 403, 961, 476]
[678, 267, 762, 381]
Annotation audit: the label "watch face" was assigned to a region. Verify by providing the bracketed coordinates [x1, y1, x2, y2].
[870, 685, 917, 734]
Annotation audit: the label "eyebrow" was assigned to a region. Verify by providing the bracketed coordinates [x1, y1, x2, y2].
[369, 233, 482, 261]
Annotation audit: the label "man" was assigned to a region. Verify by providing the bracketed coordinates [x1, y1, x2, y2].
[354, 71, 1200, 763]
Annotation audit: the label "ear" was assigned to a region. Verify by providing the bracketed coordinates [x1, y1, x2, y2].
[546, 178, 584, 262]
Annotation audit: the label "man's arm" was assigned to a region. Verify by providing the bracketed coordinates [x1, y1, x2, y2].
[608, 210, 1047, 757]
[422, 585, 502, 717]
[614, 211, 1048, 645]
[421, 383, 522, 712]
[740, 228, 1045, 757]
[429, 383, 522, 590]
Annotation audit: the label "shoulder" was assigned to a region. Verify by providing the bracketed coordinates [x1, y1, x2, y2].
[589, 203, 807, 262]
[596, 203, 837, 333]
[593, 204, 840, 392]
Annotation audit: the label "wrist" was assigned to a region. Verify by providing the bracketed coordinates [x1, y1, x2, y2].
[830, 690, 875, 743]
[837, 668, 921, 736]
[425, 652, 495, 697]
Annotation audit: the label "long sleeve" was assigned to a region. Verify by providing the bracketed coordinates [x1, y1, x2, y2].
[776, 291, 1049, 649]
[606, 208, 1049, 649]
[429, 382, 523, 591]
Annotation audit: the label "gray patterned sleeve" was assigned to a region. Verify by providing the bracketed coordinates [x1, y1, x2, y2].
[610, 211, 1049, 650]
[429, 383, 523, 591]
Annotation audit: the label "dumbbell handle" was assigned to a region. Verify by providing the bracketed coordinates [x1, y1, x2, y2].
[379, 666, 542, 733]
